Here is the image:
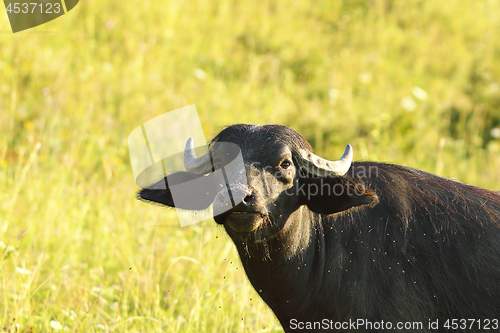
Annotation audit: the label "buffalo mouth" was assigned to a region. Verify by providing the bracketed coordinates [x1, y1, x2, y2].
[215, 210, 266, 233]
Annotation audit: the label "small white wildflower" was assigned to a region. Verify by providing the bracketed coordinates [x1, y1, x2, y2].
[489, 82, 499, 94]
[193, 68, 206, 80]
[359, 72, 372, 84]
[103, 63, 113, 73]
[50, 320, 63, 330]
[62, 309, 77, 321]
[328, 88, 340, 104]
[412, 86, 428, 101]
[491, 127, 500, 139]
[5, 245, 16, 253]
[15, 267, 32, 275]
[401, 97, 417, 111]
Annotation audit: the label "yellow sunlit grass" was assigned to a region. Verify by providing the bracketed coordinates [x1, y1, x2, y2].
[2, 0, 500, 331]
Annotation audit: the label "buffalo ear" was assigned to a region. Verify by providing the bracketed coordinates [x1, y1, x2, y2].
[138, 172, 218, 210]
[298, 176, 378, 215]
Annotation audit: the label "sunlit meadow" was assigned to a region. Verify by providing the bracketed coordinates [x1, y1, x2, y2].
[1, 0, 500, 331]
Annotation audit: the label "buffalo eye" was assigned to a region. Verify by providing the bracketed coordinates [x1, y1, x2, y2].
[280, 160, 292, 170]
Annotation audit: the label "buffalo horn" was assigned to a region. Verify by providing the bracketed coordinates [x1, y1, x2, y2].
[183, 137, 213, 174]
[298, 144, 353, 177]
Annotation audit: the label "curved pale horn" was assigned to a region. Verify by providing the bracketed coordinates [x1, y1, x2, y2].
[184, 137, 213, 174]
[297, 144, 353, 177]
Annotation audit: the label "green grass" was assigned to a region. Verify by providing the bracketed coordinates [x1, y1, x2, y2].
[2, 0, 500, 331]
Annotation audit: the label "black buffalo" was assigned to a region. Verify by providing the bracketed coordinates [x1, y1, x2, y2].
[139, 124, 500, 332]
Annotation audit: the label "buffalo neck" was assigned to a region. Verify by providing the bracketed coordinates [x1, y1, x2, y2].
[232, 207, 348, 325]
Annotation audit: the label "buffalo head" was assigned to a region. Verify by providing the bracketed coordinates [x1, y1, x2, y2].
[139, 124, 378, 241]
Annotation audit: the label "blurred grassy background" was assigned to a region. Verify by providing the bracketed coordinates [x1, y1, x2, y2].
[1, 0, 500, 331]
